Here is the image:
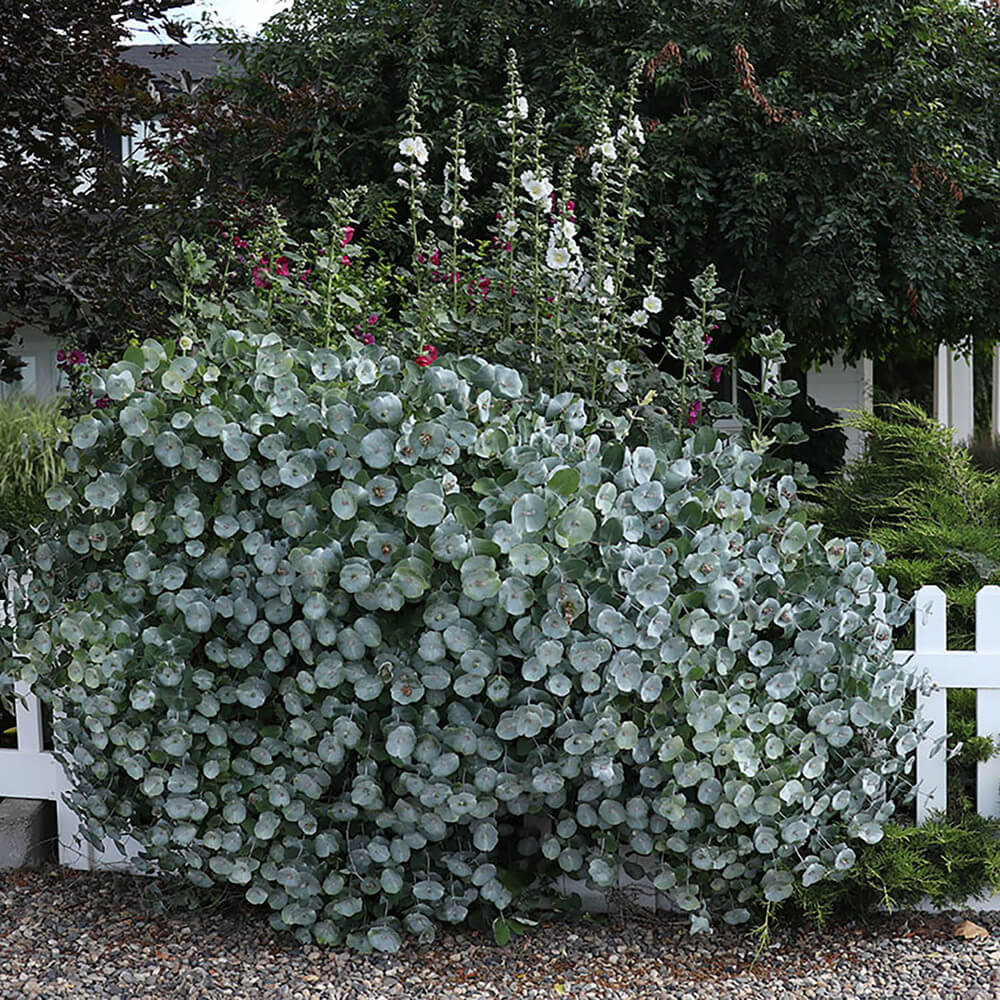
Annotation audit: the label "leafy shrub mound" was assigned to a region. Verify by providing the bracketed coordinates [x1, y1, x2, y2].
[4, 330, 922, 949]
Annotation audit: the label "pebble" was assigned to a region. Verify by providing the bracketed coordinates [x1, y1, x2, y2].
[2, 868, 1000, 998]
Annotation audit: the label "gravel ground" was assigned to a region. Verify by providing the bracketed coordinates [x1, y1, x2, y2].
[2, 868, 999, 1000]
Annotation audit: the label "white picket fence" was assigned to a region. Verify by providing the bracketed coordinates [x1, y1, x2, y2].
[2, 584, 1000, 872]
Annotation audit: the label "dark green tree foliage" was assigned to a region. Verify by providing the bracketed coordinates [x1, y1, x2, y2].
[0, 0, 187, 366]
[207, 0, 1000, 364]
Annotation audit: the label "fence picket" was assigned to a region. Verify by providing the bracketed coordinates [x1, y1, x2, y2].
[976, 586, 1000, 818]
[914, 585, 948, 822]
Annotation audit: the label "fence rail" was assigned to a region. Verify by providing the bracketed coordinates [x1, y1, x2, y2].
[3, 584, 1000, 872]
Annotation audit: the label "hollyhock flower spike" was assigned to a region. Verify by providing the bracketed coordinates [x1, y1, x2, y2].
[687, 400, 702, 425]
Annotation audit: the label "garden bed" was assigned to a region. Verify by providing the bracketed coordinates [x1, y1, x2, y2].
[1, 868, 998, 1000]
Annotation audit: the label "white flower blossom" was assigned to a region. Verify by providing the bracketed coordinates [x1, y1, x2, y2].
[546, 246, 571, 270]
[603, 276, 615, 294]
[393, 161, 405, 173]
[599, 139, 617, 160]
[633, 114, 646, 144]
[522, 172, 553, 203]
[503, 220, 519, 237]
[590, 161, 603, 181]
[598, 296, 609, 308]
[459, 162, 473, 183]
[450, 216, 464, 229]
[642, 294, 662, 314]
[178, 336, 193, 351]
[399, 136, 429, 165]
[629, 310, 648, 326]
[516, 95, 529, 119]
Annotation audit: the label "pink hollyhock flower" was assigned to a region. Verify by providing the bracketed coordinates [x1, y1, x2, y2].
[341, 226, 355, 247]
[56, 349, 66, 362]
[414, 344, 438, 367]
[68, 349, 87, 366]
[418, 252, 427, 263]
[479, 277, 491, 297]
[233, 235, 248, 249]
[430, 249, 441, 266]
[252, 265, 271, 289]
[712, 365, 724, 383]
[367, 314, 378, 326]
[504, 242, 511, 253]
[687, 400, 702, 425]
[361, 332, 375, 345]
[703, 333, 713, 347]
[273, 256, 290, 277]
[341, 255, 351, 266]
[566, 200, 575, 211]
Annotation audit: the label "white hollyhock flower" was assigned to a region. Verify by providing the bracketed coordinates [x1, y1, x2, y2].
[603, 276, 615, 294]
[516, 95, 529, 119]
[399, 136, 429, 164]
[547, 246, 571, 270]
[642, 294, 662, 314]
[459, 162, 473, 183]
[629, 310, 648, 326]
[503, 220, 519, 237]
[599, 139, 617, 160]
[523, 174, 553, 203]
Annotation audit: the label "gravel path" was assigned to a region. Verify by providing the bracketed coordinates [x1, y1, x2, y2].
[2, 868, 999, 999]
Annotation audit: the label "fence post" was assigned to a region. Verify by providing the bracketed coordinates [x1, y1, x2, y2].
[977, 587, 1000, 818]
[915, 585, 948, 823]
[12, 680, 44, 755]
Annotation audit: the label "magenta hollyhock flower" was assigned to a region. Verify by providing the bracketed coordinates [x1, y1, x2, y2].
[414, 344, 438, 367]
[430, 249, 441, 267]
[687, 400, 702, 425]
[341, 226, 355, 247]
[252, 265, 271, 289]
[233, 235, 248, 249]
[273, 256, 290, 277]
[340, 255, 351, 266]
[361, 332, 375, 345]
[94, 396, 110, 409]
[56, 349, 66, 362]
[712, 365, 723, 383]
[367, 314, 378, 326]
[703, 333, 713, 347]
[68, 349, 87, 366]
[418, 252, 427, 264]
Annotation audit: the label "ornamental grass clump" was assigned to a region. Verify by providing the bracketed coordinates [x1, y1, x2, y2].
[0, 323, 925, 949]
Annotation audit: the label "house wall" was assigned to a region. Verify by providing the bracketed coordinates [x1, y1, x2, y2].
[2, 327, 63, 402]
[806, 357, 873, 461]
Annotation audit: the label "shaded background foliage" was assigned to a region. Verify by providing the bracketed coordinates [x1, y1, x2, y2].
[197, 0, 1000, 366]
[0, 0, 195, 371]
